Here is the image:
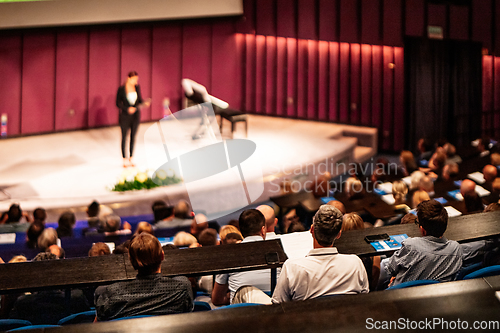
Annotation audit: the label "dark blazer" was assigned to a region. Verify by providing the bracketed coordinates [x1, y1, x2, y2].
[116, 85, 144, 114]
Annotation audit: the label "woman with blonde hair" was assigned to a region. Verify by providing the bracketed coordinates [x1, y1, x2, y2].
[219, 225, 243, 245]
[342, 213, 365, 231]
[412, 190, 430, 208]
[392, 180, 408, 205]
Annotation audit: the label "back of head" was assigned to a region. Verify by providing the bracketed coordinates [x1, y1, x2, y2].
[58, 211, 76, 229]
[400, 150, 417, 171]
[443, 143, 456, 157]
[27, 222, 45, 248]
[430, 152, 446, 170]
[491, 153, 500, 166]
[463, 192, 484, 213]
[48, 244, 65, 259]
[219, 225, 242, 244]
[174, 200, 191, 219]
[327, 200, 346, 214]
[341, 213, 364, 232]
[346, 179, 363, 198]
[198, 228, 219, 246]
[9, 255, 27, 263]
[460, 179, 476, 196]
[312, 205, 343, 247]
[483, 165, 498, 182]
[484, 202, 500, 212]
[419, 176, 434, 193]
[416, 200, 448, 237]
[135, 221, 154, 235]
[33, 207, 47, 224]
[442, 163, 459, 180]
[89, 242, 111, 257]
[224, 232, 244, 244]
[412, 190, 430, 208]
[129, 233, 163, 275]
[392, 180, 408, 204]
[401, 213, 418, 225]
[7, 204, 22, 223]
[104, 214, 121, 232]
[410, 170, 425, 190]
[173, 231, 198, 247]
[37, 227, 58, 251]
[87, 201, 100, 218]
[257, 205, 277, 232]
[33, 251, 59, 262]
[238, 209, 265, 238]
[191, 214, 208, 237]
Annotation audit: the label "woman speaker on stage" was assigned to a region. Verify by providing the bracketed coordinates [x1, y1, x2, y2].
[116, 71, 150, 167]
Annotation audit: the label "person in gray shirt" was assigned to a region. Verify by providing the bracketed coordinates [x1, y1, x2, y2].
[386, 200, 462, 286]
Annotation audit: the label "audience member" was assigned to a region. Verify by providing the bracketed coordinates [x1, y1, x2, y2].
[400, 150, 418, 176]
[0, 204, 31, 224]
[94, 233, 193, 320]
[416, 138, 434, 167]
[484, 202, 500, 212]
[173, 231, 198, 248]
[89, 243, 111, 257]
[419, 176, 434, 196]
[219, 225, 243, 245]
[442, 163, 459, 181]
[443, 143, 462, 164]
[48, 244, 65, 259]
[37, 228, 58, 251]
[223, 232, 244, 244]
[385, 200, 462, 286]
[135, 221, 154, 235]
[190, 214, 208, 239]
[103, 214, 132, 236]
[460, 179, 476, 197]
[392, 180, 408, 205]
[257, 205, 278, 239]
[483, 164, 498, 182]
[410, 170, 425, 190]
[412, 190, 430, 208]
[463, 192, 484, 214]
[212, 209, 270, 305]
[271, 206, 369, 303]
[327, 200, 347, 214]
[56, 211, 76, 238]
[198, 228, 219, 246]
[287, 221, 306, 233]
[9, 255, 27, 263]
[33, 208, 47, 224]
[400, 213, 418, 225]
[491, 152, 500, 166]
[152, 200, 174, 224]
[26, 222, 45, 249]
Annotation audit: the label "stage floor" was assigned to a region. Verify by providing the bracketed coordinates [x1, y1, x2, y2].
[0, 115, 375, 216]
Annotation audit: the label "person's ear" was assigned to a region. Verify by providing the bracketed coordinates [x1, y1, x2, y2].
[419, 226, 427, 236]
[310, 225, 314, 235]
[161, 250, 165, 261]
[260, 225, 266, 240]
[335, 230, 342, 240]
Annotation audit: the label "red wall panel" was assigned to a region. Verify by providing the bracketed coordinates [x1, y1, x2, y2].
[383, 0, 403, 46]
[277, 0, 296, 38]
[405, 0, 425, 37]
[317, 41, 329, 121]
[496, 1, 500, 56]
[382, 46, 394, 151]
[182, 24, 212, 95]
[472, 0, 492, 52]
[328, 42, 339, 122]
[255, 35, 266, 114]
[339, 43, 350, 123]
[361, 0, 380, 45]
[236, 0, 256, 34]
[276, 37, 287, 116]
[121, 28, 152, 122]
[319, 0, 338, 42]
[296, 39, 308, 118]
[211, 22, 241, 110]
[0, 34, 22, 136]
[298, 0, 317, 40]
[55, 31, 89, 131]
[88, 29, 120, 127]
[21, 33, 56, 134]
[495, 58, 500, 138]
[360, 44, 372, 126]
[245, 34, 256, 112]
[256, 0, 276, 36]
[151, 24, 182, 118]
[339, 0, 359, 43]
[449, 5, 469, 41]
[350, 43, 360, 124]
[393, 47, 404, 152]
[371, 45, 382, 128]
[265, 36, 277, 115]
[286, 38, 297, 117]
[307, 40, 318, 119]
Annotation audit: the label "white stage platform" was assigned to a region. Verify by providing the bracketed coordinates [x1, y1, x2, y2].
[0, 115, 376, 216]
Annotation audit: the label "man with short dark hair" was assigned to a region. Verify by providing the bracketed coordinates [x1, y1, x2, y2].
[271, 205, 368, 303]
[386, 200, 462, 286]
[211, 209, 268, 305]
[94, 233, 193, 320]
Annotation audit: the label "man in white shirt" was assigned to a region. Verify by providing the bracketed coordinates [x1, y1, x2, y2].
[257, 205, 278, 239]
[271, 205, 369, 303]
[211, 209, 270, 305]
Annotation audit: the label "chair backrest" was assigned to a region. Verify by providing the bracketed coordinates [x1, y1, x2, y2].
[0, 319, 32, 331]
[7, 324, 61, 332]
[193, 301, 212, 312]
[111, 315, 153, 321]
[386, 280, 440, 290]
[463, 265, 500, 280]
[57, 310, 96, 325]
[456, 262, 483, 280]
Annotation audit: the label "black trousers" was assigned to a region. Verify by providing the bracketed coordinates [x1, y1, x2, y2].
[119, 110, 140, 158]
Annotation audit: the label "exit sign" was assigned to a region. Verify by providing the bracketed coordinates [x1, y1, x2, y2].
[428, 26, 444, 39]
